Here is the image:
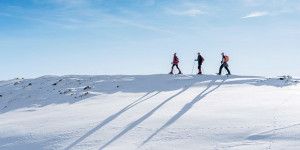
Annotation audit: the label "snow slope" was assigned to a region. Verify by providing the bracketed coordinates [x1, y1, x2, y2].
[0, 74, 300, 150]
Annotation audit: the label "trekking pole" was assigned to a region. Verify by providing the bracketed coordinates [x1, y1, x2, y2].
[191, 60, 195, 74]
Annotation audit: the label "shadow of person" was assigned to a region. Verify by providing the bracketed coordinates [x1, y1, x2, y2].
[98, 82, 195, 150]
[140, 78, 226, 146]
[64, 91, 160, 150]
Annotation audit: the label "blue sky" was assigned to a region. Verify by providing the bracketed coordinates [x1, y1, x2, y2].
[1, 0, 300, 80]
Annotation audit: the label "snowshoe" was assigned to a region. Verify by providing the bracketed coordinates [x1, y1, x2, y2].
[169, 72, 174, 75]
[178, 72, 182, 74]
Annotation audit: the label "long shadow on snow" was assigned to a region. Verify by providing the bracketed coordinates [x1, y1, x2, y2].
[247, 123, 300, 141]
[98, 81, 195, 150]
[141, 78, 226, 146]
[64, 91, 160, 150]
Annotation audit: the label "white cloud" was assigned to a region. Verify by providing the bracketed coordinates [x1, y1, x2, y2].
[242, 11, 269, 18]
[167, 9, 205, 16]
[33, 0, 89, 7]
[0, 13, 11, 17]
[107, 16, 175, 35]
[145, 0, 156, 6]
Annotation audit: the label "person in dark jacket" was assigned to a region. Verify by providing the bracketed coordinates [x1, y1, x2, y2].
[217, 52, 231, 75]
[169, 53, 182, 74]
[195, 52, 204, 75]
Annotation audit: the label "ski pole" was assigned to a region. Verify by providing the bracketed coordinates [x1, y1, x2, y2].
[192, 60, 195, 74]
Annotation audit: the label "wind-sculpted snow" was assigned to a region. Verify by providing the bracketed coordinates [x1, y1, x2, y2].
[0, 74, 299, 150]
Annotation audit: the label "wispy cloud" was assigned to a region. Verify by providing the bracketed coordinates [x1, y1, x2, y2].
[0, 13, 11, 17]
[144, 0, 156, 6]
[33, 0, 90, 7]
[166, 9, 205, 16]
[242, 11, 269, 18]
[106, 16, 175, 35]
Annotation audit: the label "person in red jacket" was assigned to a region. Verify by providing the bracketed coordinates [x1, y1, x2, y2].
[169, 53, 182, 74]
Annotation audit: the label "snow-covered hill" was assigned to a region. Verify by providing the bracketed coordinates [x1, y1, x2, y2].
[0, 74, 300, 150]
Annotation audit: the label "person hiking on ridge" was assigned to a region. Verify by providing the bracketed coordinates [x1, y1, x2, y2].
[169, 53, 182, 74]
[195, 52, 204, 75]
[217, 52, 231, 75]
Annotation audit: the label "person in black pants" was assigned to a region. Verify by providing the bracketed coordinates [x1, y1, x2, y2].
[195, 52, 204, 74]
[169, 53, 182, 74]
[217, 52, 231, 75]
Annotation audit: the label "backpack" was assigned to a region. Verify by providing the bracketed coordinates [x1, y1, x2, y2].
[201, 56, 204, 62]
[224, 56, 229, 62]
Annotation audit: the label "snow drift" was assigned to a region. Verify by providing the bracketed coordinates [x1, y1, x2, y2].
[0, 74, 300, 150]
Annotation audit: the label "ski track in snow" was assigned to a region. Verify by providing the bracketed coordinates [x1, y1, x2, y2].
[268, 91, 298, 150]
[0, 74, 299, 150]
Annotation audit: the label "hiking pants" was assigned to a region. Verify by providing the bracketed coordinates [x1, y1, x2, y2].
[219, 63, 231, 74]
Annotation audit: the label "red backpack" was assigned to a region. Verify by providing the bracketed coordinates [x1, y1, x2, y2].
[224, 56, 229, 62]
[201, 56, 204, 62]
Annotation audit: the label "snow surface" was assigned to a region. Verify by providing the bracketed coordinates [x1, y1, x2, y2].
[0, 74, 300, 150]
